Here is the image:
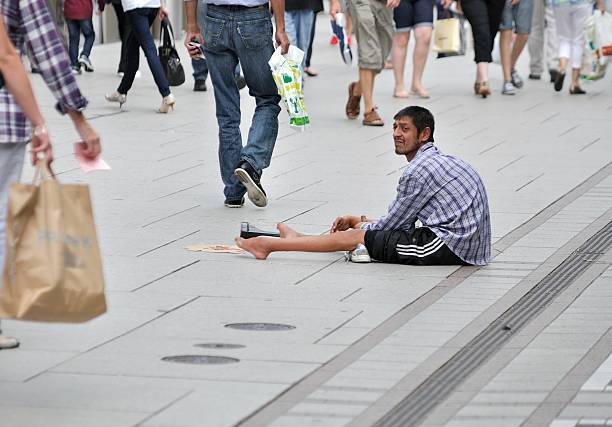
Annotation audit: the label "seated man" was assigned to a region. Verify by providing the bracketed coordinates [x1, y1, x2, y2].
[236, 106, 491, 266]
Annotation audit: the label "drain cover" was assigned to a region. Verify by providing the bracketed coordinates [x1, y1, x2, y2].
[225, 323, 296, 331]
[161, 355, 239, 365]
[195, 343, 246, 349]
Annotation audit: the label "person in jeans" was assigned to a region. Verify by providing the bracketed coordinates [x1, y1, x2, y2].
[304, 0, 324, 76]
[0, 0, 102, 350]
[102, 0, 131, 75]
[64, 0, 103, 74]
[528, 0, 559, 81]
[236, 106, 491, 267]
[184, 0, 289, 208]
[331, 0, 399, 126]
[105, 0, 175, 113]
[443, 0, 505, 97]
[551, 0, 604, 93]
[499, 0, 534, 95]
[285, 0, 314, 73]
[391, 0, 434, 99]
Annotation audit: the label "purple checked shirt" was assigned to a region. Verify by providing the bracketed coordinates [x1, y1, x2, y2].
[361, 143, 491, 266]
[0, 0, 88, 144]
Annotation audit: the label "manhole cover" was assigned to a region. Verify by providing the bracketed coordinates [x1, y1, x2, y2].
[225, 323, 296, 331]
[161, 355, 240, 365]
[194, 343, 246, 349]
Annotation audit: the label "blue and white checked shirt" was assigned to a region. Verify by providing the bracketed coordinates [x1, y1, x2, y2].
[0, 0, 88, 144]
[361, 143, 491, 266]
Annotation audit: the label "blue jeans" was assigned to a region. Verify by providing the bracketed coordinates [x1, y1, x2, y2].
[117, 8, 170, 97]
[66, 19, 95, 67]
[204, 5, 281, 200]
[284, 9, 314, 59]
[192, 0, 209, 81]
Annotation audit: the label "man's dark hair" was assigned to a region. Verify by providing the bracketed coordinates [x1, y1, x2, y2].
[394, 106, 435, 142]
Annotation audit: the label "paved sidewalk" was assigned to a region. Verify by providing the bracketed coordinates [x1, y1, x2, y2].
[1, 15, 611, 427]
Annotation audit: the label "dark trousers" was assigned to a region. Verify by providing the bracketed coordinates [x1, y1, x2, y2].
[117, 7, 170, 97]
[66, 19, 95, 68]
[461, 0, 505, 63]
[111, 2, 131, 73]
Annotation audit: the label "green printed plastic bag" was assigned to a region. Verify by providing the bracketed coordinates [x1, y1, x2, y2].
[268, 46, 310, 130]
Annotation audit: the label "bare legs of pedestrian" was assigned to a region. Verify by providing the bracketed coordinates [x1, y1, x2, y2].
[391, 27, 431, 98]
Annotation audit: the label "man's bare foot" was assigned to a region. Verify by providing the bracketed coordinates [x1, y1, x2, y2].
[235, 237, 271, 260]
[393, 87, 410, 98]
[277, 223, 302, 238]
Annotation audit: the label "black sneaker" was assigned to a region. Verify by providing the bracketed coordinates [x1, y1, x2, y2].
[528, 73, 541, 80]
[194, 79, 207, 92]
[234, 160, 267, 207]
[549, 69, 559, 83]
[235, 74, 247, 90]
[224, 196, 244, 208]
[554, 72, 565, 92]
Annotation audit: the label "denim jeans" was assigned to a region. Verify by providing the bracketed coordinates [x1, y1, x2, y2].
[66, 19, 95, 67]
[204, 5, 281, 200]
[284, 9, 314, 60]
[192, 0, 209, 81]
[117, 8, 170, 97]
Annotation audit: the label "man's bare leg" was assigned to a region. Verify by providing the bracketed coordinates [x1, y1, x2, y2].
[236, 229, 366, 260]
[359, 68, 376, 113]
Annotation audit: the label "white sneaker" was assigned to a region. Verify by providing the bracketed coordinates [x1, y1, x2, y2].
[346, 243, 371, 263]
[502, 81, 516, 95]
[0, 335, 19, 350]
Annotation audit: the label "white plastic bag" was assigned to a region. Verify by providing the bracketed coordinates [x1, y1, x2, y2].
[594, 11, 612, 57]
[268, 45, 310, 131]
[581, 14, 608, 80]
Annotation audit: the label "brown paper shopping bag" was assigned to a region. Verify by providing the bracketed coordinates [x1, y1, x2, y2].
[0, 161, 106, 322]
[432, 18, 461, 54]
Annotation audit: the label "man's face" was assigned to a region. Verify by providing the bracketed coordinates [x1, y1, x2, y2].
[393, 117, 427, 158]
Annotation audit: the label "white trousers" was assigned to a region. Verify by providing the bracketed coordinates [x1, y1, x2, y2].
[529, 0, 559, 74]
[553, 3, 591, 69]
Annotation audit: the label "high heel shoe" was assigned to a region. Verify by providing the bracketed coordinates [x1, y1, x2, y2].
[105, 92, 127, 108]
[474, 81, 491, 98]
[158, 94, 175, 113]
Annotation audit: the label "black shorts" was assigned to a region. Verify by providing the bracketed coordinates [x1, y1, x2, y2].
[393, 0, 434, 32]
[364, 227, 468, 265]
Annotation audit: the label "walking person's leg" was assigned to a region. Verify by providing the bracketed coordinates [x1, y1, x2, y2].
[391, 0, 412, 98]
[66, 19, 81, 70]
[115, 11, 143, 96]
[410, 0, 433, 97]
[112, 2, 129, 74]
[499, 0, 515, 89]
[135, 8, 171, 98]
[528, 0, 545, 78]
[552, 5, 571, 91]
[79, 19, 96, 72]
[192, 0, 209, 90]
[568, 4, 589, 92]
[545, 4, 559, 78]
[304, 11, 318, 75]
[0, 142, 26, 350]
[508, 0, 533, 84]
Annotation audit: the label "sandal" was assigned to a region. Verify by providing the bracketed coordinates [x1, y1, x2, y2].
[346, 82, 361, 119]
[474, 81, 491, 98]
[363, 108, 384, 126]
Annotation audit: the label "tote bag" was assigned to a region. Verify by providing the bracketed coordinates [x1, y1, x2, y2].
[159, 18, 185, 87]
[0, 161, 106, 322]
[433, 17, 462, 54]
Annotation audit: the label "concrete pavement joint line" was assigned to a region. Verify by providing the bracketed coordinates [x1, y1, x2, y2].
[281, 201, 328, 223]
[523, 102, 544, 112]
[150, 183, 204, 201]
[579, 138, 601, 152]
[376, 149, 393, 158]
[271, 146, 305, 160]
[140, 205, 200, 228]
[135, 229, 200, 257]
[54, 166, 81, 176]
[276, 180, 324, 200]
[462, 127, 488, 140]
[516, 173, 545, 192]
[86, 110, 124, 121]
[236, 166, 612, 427]
[134, 390, 195, 427]
[270, 161, 315, 179]
[313, 311, 365, 344]
[152, 163, 204, 182]
[131, 260, 201, 292]
[438, 104, 462, 114]
[478, 140, 506, 155]
[339, 288, 362, 302]
[157, 149, 199, 162]
[24, 296, 201, 383]
[497, 155, 525, 172]
[293, 257, 344, 286]
[540, 112, 560, 124]
[558, 124, 580, 137]
[159, 135, 192, 147]
[364, 221, 612, 427]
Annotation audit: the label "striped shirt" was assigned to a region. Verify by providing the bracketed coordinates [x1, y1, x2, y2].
[0, 0, 88, 144]
[361, 143, 491, 266]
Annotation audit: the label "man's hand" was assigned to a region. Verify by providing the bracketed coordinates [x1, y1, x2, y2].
[331, 215, 360, 233]
[185, 30, 203, 58]
[275, 29, 290, 55]
[30, 124, 53, 165]
[329, 0, 342, 19]
[159, 6, 169, 20]
[386, 0, 400, 8]
[68, 112, 101, 160]
[441, 0, 452, 8]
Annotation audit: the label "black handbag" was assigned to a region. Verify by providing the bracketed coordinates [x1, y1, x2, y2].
[158, 18, 185, 86]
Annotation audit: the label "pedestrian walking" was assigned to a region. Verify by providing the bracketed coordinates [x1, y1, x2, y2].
[184, 0, 289, 208]
[331, 0, 399, 126]
[105, 0, 175, 113]
[551, 0, 605, 93]
[102, 0, 131, 76]
[304, 0, 324, 76]
[528, 0, 559, 81]
[64, 0, 104, 74]
[499, 0, 535, 94]
[443, 0, 505, 97]
[390, 0, 434, 99]
[285, 0, 315, 64]
[0, 0, 101, 350]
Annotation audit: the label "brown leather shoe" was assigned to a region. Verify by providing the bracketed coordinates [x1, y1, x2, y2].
[362, 108, 384, 126]
[345, 82, 361, 119]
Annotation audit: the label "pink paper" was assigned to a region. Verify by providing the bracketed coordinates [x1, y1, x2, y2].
[74, 142, 111, 173]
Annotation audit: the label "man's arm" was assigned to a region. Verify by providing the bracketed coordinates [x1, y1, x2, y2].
[269, 0, 289, 54]
[184, 0, 203, 57]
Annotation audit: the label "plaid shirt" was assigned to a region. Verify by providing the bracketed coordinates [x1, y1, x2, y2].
[0, 0, 88, 144]
[362, 143, 491, 265]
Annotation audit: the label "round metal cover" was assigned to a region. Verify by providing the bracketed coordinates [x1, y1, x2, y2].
[161, 355, 239, 365]
[224, 322, 296, 331]
[194, 343, 246, 349]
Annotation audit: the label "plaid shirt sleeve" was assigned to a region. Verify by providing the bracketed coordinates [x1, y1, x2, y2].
[361, 172, 425, 232]
[20, 0, 88, 114]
